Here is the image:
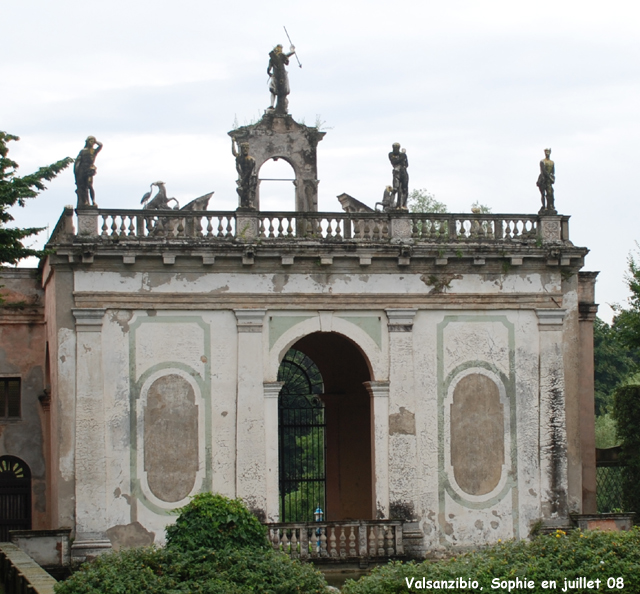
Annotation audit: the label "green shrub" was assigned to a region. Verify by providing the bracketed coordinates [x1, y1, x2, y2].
[55, 546, 329, 594]
[342, 529, 640, 594]
[165, 492, 269, 552]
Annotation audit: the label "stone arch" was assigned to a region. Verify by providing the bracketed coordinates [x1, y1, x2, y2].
[229, 113, 325, 212]
[281, 332, 374, 520]
[257, 156, 297, 211]
[267, 313, 385, 383]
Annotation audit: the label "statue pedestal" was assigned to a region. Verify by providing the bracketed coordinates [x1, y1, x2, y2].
[538, 215, 563, 243]
[76, 207, 99, 238]
[236, 209, 259, 241]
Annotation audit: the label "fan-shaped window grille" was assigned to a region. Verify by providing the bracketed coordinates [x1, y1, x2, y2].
[0, 456, 31, 541]
[277, 349, 325, 522]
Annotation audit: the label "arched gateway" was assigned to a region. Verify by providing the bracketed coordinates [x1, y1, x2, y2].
[277, 333, 374, 522]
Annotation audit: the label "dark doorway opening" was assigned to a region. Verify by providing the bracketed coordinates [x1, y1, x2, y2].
[0, 456, 32, 541]
[278, 349, 325, 523]
[279, 332, 373, 522]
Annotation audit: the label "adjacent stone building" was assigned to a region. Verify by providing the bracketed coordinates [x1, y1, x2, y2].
[0, 112, 598, 560]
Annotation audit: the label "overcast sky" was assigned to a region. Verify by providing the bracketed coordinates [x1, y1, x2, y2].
[3, 0, 639, 321]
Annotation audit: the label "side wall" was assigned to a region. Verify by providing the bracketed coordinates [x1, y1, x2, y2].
[0, 270, 48, 530]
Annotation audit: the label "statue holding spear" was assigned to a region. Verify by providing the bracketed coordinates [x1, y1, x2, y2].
[267, 27, 301, 114]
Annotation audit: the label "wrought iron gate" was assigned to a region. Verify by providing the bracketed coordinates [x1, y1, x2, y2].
[278, 349, 326, 522]
[0, 456, 31, 541]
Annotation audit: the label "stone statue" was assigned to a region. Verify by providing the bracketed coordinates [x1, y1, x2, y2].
[389, 143, 409, 210]
[140, 182, 179, 210]
[537, 148, 556, 214]
[267, 44, 296, 114]
[231, 139, 257, 209]
[74, 136, 103, 208]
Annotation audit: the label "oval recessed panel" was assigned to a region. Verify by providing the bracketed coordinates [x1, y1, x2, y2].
[144, 374, 199, 502]
[450, 373, 504, 496]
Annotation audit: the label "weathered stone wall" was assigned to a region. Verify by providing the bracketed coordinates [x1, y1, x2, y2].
[32, 211, 594, 557]
[0, 269, 48, 530]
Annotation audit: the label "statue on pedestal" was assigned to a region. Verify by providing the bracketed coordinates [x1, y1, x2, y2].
[537, 148, 556, 214]
[389, 143, 409, 210]
[267, 44, 296, 114]
[232, 139, 257, 209]
[74, 136, 103, 208]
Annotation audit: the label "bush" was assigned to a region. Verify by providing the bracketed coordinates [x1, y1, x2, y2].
[165, 492, 269, 552]
[341, 529, 640, 594]
[55, 546, 329, 594]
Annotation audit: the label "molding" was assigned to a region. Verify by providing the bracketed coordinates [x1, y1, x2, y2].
[72, 308, 106, 332]
[386, 308, 418, 332]
[263, 381, 284, 398]
[536, 308, 566, 329]
[234, 308, 266, 332]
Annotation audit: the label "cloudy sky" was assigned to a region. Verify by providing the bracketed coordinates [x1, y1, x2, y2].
[3, 0, 639, 321]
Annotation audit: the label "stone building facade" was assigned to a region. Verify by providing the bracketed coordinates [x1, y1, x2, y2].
[0, 202, 598, 559]
[0, 114, 598, 560]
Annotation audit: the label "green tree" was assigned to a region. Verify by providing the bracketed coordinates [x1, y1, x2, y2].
[613, 247, 640, 351]
[593, 316, 639, 416]
[407, 188, 447, 213]
[0, 131, 72, 265]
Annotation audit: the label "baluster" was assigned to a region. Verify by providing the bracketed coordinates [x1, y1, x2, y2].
[339, 526, 347, 557]
[268, 217, 275, 238]
[368, 526, 376, 557]
[281, 530, 289, 555]
[270, 528, 280, 551]
[117, 216, 126, 237]
[290, 528, 299, 558]
[110, 217, 118, 237]
[215, 217, 223, 238]
[286, 216, 294, 237]
[226, 217, 234, 238]
[325, 217, 333, 239]
[335, 218, 343, 240]
[504, 219, 512, 240]
[127, 216, 136, 236]
[385, 526, 395, 556]
[101, 216, 109, 237]
[329, 527, 337, 557]
[353, 219, 362, 240]
[300, 525, 309, 559]
[320, 527, 327, 556]
[176, 218, 185, 237]
[373, 219, 381, 239]
[513, 219, 521, 238]
[349, 526, 357, 557]
[205, 216, 213, 237]
[277, 217, 284, 238]
[377, 526, 385, 556]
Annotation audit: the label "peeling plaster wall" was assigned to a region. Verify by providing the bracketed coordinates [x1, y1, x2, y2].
[38, 257, 588, 554]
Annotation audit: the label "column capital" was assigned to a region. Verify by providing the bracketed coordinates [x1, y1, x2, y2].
[385, 308, 418, 332]
[234, 309, 266, 332]
[363, 381, 390, 398]
[536, 308, 566, 330]
[263, 381, 284, 398]
[72, 308, 106, 332]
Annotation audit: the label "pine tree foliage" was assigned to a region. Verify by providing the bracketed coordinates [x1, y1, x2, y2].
[0, 131, 73, 265]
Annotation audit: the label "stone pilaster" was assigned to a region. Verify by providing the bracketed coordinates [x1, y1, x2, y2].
[536, 308, 569, 520]
[578, 272, 599, 513]
[385, 308, 419, 520]
[234, 309, 267, 518]
[264, 381, 284, 522]
[364, 381, 390, 519]
[71, 308, 111, 560]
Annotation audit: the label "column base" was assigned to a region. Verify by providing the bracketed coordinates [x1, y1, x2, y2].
[71, 537, 112, 562]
